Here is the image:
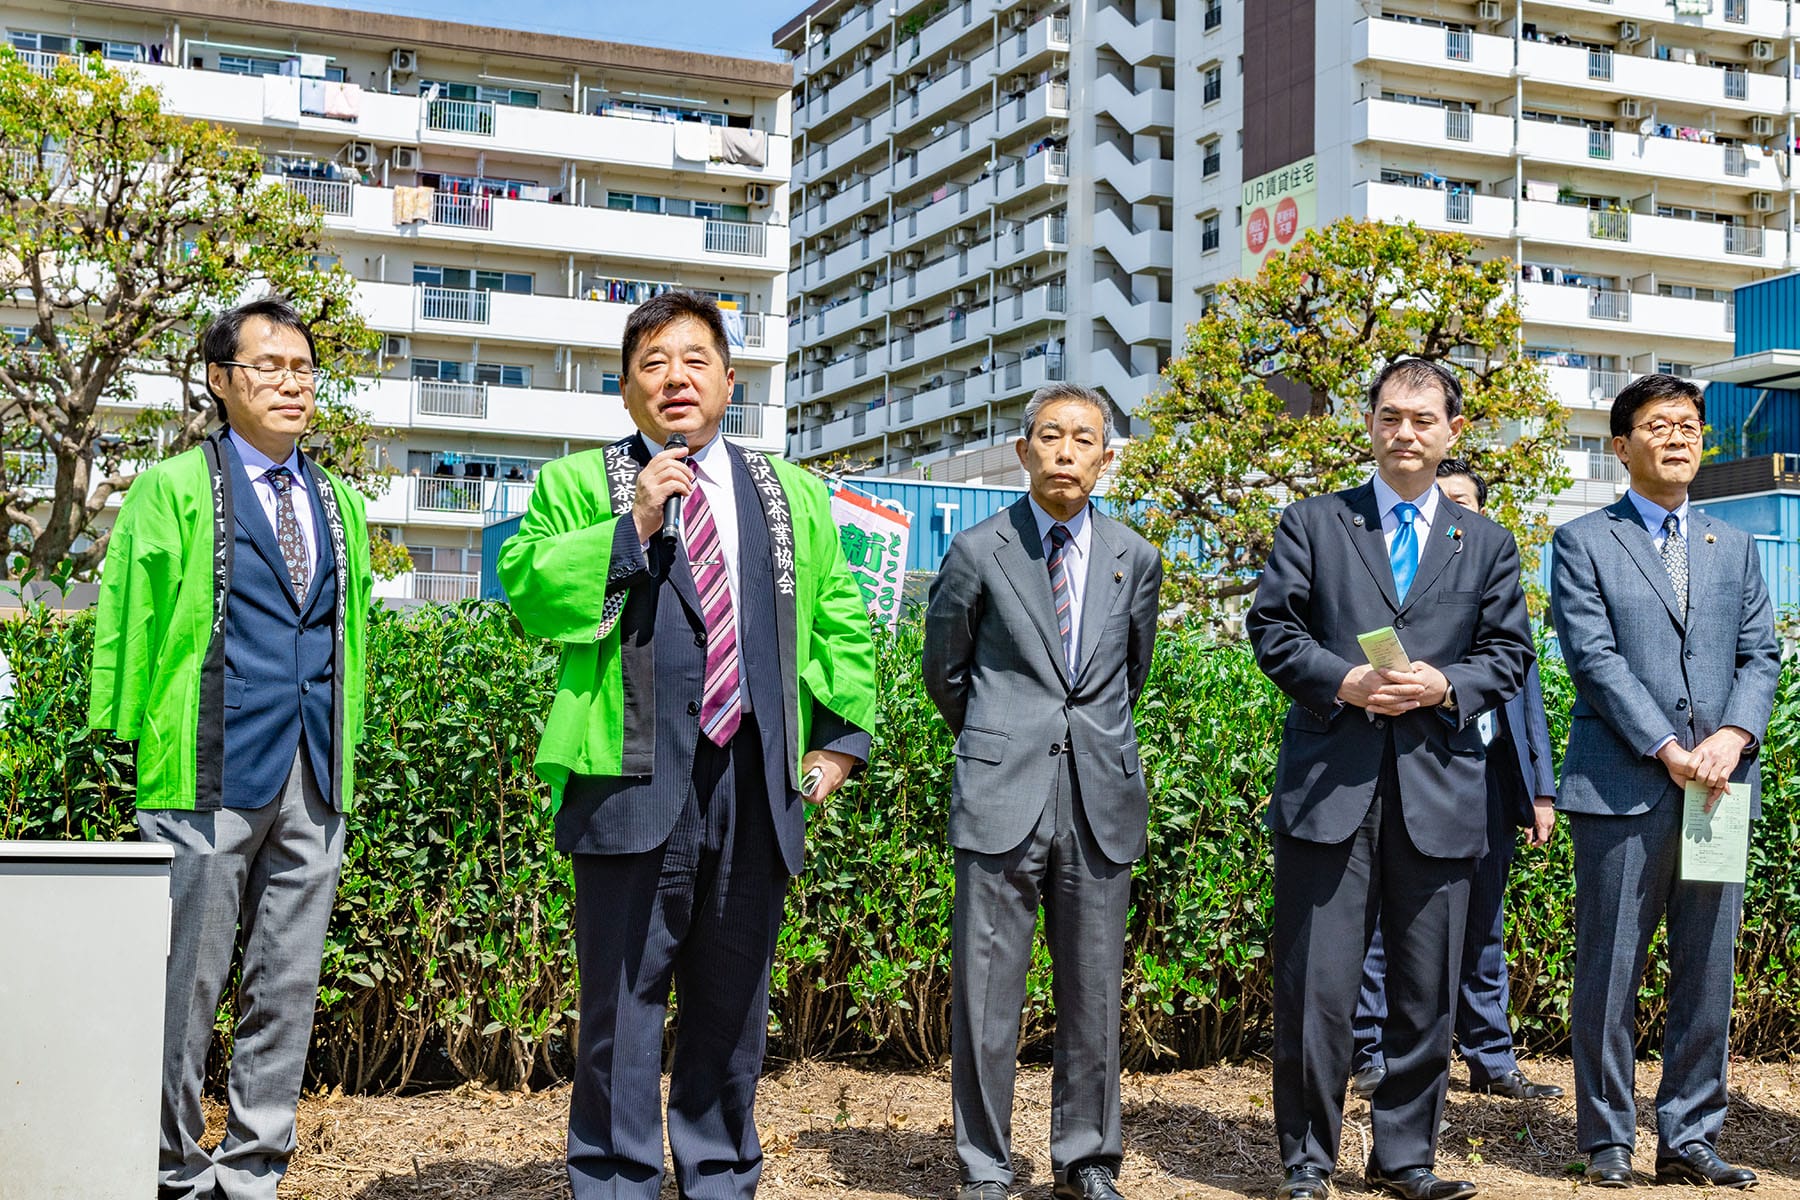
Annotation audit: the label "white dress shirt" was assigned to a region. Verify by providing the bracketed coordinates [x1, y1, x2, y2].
[1027, 495, 1093, 675]
[1625, 488, 1690, 550]
[229, 428, 316, 579]
[1370, 472, 1443, 554]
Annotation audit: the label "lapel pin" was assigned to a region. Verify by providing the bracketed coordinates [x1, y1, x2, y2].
[1114, 570, 1124, 582]
[1353, 515, 1365, 527]
[1705, 533, 1717, 543]
[1446, 526, 1463, 541]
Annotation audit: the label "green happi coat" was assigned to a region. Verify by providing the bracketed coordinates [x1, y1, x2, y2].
[497, 437, 879, 804]
[87, 432, 372, 810]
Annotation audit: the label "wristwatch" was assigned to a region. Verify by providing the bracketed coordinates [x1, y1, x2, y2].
[1440, 683, 1458, 711]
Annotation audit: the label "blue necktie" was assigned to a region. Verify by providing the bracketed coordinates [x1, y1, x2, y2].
[1390, 502, 1419, 601]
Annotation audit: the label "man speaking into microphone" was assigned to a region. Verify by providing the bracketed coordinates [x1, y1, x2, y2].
[499, 291, 878, 1199]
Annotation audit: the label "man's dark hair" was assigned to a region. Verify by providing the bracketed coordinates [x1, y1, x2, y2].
[1610, 373, 1705, 439]
[201, 295, 318, 416]
[1436, 456, 1488, 509]
[1366, 357, 1463, 420]
[620, 290, 732, 375]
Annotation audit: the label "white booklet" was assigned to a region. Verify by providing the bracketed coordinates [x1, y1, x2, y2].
[1680, 781, 1751, 885]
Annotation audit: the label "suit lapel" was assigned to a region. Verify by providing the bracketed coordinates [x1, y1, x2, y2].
[1683, 510, 1714, 621]
[1340, 483, 1400, 612]
[995, 499, 1071, 686]
[225, 438, 301, 609]
[1073, 510, 1130, 682]
[1396, 495, 1464, 616]
[1606, 498, 1684, 627]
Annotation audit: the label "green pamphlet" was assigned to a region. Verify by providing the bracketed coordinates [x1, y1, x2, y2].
[1357, 626, 1410, 673]
[1680, 781, 1751, 885]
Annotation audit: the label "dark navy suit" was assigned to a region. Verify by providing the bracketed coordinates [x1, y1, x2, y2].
[556, 437, 867, 1200]
[1353, 663, 1557, 1085]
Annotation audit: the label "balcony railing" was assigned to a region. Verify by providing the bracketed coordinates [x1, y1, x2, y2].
[704, 219, 768, 257]
[1585, 451, 1627, 482]
[1725, 224, 1765, 256]
[412, 571, 480, 602]
[1202, 150, 1221, 176]
[1587, 49, 1613, 81]
[1446, 29, 1472, 61]
[1203, 2, 1222, 30]
[721, 403, 764, 438]
[1051, 15, 1072, 44]
[1723, 68, 1748, 101]
[1588, 129, 1613, 160]
[414, 476, 487, 513]
[1588, 288, 1631, 321]
[1724, 145, 1748, 177]
[1588, 210, 1631, 242]
[1445, 108, 1472, 142]
[281, 176, 352, 216]
[418, 286, 492, 323]
[414, 379, 489, 419]
[1725, 0, 1747, 19]
[1587, 369, 1630, 400]
[1046, 148, 1069, 179]
[427, 97, 496, 136]
[431, 192, 495, 230]
[1048, 79, 1069, 112]
[1445, 190, 1472, 224]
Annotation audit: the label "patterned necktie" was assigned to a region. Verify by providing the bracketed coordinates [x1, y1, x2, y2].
[1390, 502, 1420, 602]
[684, 465, 742, 746]
[1047, 524, 1075, 672]
[1661, 513, 1688, 618]
[264, 467, 310, 597]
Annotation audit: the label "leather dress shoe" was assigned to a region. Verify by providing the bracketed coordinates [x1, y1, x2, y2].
[1655, 1142, 1757, 1189]
[1054, 1163, 1124, 1200]
[1585, 1145, 1635, 1187]
[1352, 1062, 1388, 1100]
[1471, 1069, 1564, 1100]
[1277, 1165, 1332, 1199]
[1364, 1166, 1478, 1200]
[958, 1183, 1008, 1200]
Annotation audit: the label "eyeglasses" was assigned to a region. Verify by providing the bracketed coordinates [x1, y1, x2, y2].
[1631, 418, 1703, 444]
[215, 361, 320, 389]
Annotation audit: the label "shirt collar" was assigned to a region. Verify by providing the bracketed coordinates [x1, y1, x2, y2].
[1370, 472, 1440, 529]
[1626, 488, 1689, 534]
[1027, 495, 1091, 552]
[640, 431, 729, 482]
[228, 428, 305, 485]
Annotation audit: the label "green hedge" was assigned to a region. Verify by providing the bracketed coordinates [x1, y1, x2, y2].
[5, 603, 1800, 1090]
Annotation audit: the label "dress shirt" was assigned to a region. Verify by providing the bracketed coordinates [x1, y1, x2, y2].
[1027, 494, 1093, 674]
[1625, 488, 1693, 759]
[229, 428, 316, 580]
[1370, 472, 1444, 555]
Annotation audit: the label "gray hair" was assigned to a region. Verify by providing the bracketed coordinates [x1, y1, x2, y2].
[1021, 382, 1115, 443]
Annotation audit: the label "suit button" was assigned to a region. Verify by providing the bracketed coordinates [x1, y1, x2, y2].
[1373, 718, 1387, 729]
[1393, 617, 1406, 629]
[687, 701, 701, 716]
[1049, 743, 1061, 755]
[695, 633, 706, 647]
[1676, 698, 1688, 710]
[301, 681, 311, 694]
[1686, 651, 1696, 660]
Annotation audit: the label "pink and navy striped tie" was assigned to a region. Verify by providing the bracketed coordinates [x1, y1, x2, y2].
[683, 465, 741, 746]
[1047, 523, 1074, 672]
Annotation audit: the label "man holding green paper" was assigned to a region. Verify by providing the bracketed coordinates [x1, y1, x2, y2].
[1551, 374, 1779, 1190]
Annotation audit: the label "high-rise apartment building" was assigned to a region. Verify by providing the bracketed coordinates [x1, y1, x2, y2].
[776, 0, 1179, 487]
[1179, 0, 1792, 523]
[6, 0, 793, 599]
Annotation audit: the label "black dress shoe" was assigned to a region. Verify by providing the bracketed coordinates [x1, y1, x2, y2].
[1277, 1165, 1332, 1199]
[1054, 1163, 1124, 1200]
[1471, 1069, 1564, 1100]
[1352, 1062, 1388, 1100]
[1585, 1145, 1635, 1187]
[1364, 1166, 1477, 1200]
[957, 1183, 1009, 1200]
[1655, 1142, 1757, 1189]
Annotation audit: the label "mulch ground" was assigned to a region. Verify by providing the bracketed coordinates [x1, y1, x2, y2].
[264, 1058, 1800, 1199]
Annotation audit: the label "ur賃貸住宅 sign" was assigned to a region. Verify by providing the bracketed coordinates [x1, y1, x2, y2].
[1241, 155, 1317, 277]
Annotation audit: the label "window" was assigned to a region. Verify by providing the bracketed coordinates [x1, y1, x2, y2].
[1204, 0, 1223, 30]
[9, 30, 144, 61]
[1201, 137, 1221, 178]
[607, 191, 751, 221]
[1201, 212, 1221, 253]
[1198, 287, 1218, 313]
[420, 79, 540, 108]
[1202, 64, 1222, 105]
[412, 264, 533, 294]
[412, 358, 532, 387]
[600, 372, 623, 395]
[1658, 361, 1697, 376]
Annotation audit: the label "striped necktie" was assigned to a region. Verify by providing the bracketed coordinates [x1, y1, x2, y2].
[1047, 523, 1074, 672]
[683, 465, 741, 746]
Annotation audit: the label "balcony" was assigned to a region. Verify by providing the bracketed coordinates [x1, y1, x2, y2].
[1354, 18, 1514, 78]
[280, 176, 352, 216]
[1356, 181, 1512, 239]
[1529, 0, 1786, 38]
[431, 192, 494, 230]
[1517, 41, 1786, 112]
[1356, 99, 1513, 159]
[704, 219, 769, 257]
[410, 571, 481, 602]
[414, 379, 488, 418]
[418, 286, 491, 324]
[721, 402, 765, 438]
[1518, 281, 1735, 344]
[1515, 199, 1784, 267]
[426, 98, 495, 136]
[1517, 120, 1784, 191]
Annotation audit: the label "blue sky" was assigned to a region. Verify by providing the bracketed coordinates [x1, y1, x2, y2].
[293, 0, 805, 62]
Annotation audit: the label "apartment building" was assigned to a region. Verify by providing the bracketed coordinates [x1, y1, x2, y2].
[1178, 0, 1795, 523]
[775, 0, 1178, 486]
[4, 0, 793, 599]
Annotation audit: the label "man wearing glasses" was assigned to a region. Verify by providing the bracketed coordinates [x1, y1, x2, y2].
[1551, 374, 1778, 1190]
[90, 296, 372, 1200]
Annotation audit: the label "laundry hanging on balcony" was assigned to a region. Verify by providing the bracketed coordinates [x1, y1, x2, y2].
[262, 74, 301, 124]
[393, 186, 434, 225]
[674, 121, 711, 162]
[715, 128, 768, 168]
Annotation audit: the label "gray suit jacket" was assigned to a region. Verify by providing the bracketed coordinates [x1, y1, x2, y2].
[1550, 496, 1779, 819]
[923, 499, 1163, 864]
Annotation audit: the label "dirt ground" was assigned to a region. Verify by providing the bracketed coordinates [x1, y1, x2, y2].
[268, 1058, 1800, 1199]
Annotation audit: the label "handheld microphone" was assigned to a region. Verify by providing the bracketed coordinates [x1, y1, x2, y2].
[661, 433, 688, 540]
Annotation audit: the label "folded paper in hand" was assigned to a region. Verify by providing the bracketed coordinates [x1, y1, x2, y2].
[1357, 626, 1410, 673]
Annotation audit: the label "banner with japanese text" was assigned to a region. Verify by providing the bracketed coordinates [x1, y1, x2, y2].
[831, 488, 910, 630]
[1241, 155, 1317, 277]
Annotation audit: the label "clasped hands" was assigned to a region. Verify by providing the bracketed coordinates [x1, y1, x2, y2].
[1657, 727, 1752, 813]
[1338, 661, 1448, 715]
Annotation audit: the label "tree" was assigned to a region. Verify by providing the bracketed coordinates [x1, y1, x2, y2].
[1112, 217, 1569, 622]
[0, 51, 396, 581]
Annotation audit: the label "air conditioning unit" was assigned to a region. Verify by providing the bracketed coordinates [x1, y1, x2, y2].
[391, 48, 417, 74]
[1752, 191, 1776, 211]
[903, 308, 925, 325]
[391, 146, 420, 171]
[1476, 0, 1501, 22]
[1618, 20, 1641, 43]
[345, 141, 378, 168]
[1008, 9, 1028, 29]
[952, 288, 975, 305]
[1006, 266, 1027, 286]
[900, 431, 920, 448]
[855, 46, 876, 66]
[1004, 74, 1028, 93]
[1617, 98, 1642, 119]
[949, 416, 972, 434]
[810, 345, 833, 363]
[1752, 40, 1775, 61]
[1752, 114, 1776, 137]
[819, 179, 839, 197]
[807, 401, 832, 418]
[745, 183, 772, 205]
[855, 329, 877, 346]
[902, 250, 924, 268]
[383, 334, 410, 359]
[951, 227, 974, 246]
[856, 270, 878, 288]
[856, 214, 879, 232]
